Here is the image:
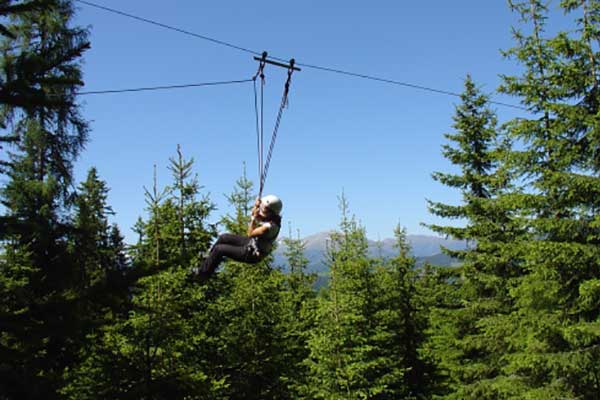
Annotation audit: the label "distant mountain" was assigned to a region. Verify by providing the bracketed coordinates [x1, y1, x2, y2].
[273, 231, 465, 273]
[415, 252, 461, 268]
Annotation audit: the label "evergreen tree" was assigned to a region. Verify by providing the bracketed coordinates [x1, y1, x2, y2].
[62, 153, 219, 399]
[278, 226, 317, 398]
[493, 1, 600, 397]
[304, 195, 398, 399]
[61, 269, 220, 400]
[132, 148, 216, 275]
[72, 167, 114, 289]
[0, 0, 86, 175]
[417, 262, 463, 398]
[141, 164, 169, 270]
[167, 144, 215, 267]
[0, 1, 90, 397]
[424, 75, 522, 398]
[220, 162, 254, 236]
[207, 165, 291, 399]
[374, 225, 432, 399]
[71, 168, 130, 328]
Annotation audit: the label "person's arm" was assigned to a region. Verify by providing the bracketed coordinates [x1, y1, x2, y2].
[247, 197, 261, 236]
[248, 223, 270, 237]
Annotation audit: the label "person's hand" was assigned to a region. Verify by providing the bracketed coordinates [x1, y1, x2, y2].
[254, 197, 261, 207]
[251, 197, 261, 216]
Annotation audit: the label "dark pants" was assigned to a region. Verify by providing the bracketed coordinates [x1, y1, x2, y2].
[200, 233, 261, 278]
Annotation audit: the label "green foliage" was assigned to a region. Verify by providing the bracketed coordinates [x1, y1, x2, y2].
[5, 2, 600, 399]
[168, 144, 215, 267]
[61, 269, 224, 400]
[131, 147, 216, 274]
[208, 166, 292, 399]
[375, 225, 433, 399]
[495, 1, 600, 398]
[278, 227, 317, 397]
[305, 196, 428, 399]
[424, 75, 522, 399]
[220, 162, 253, 236]
[0, 1, 90, 397]
[62, 149, 219, 399]
[424, 2, 600, 398]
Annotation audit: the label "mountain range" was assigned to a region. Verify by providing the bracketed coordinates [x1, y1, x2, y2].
[273, 231, 466, 274]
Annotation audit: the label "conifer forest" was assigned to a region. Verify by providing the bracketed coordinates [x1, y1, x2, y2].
[1, 1, 600, 399]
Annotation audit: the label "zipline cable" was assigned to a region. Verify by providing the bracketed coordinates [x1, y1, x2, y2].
[74, 0, 260, 57]
[74, 0, 527, 111]
[76, 78, 253, 95]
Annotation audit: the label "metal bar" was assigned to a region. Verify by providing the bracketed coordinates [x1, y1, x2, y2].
[253, 56, 301, 71]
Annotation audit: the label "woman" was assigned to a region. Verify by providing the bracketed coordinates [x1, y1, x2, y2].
[191, 194, 282, 281]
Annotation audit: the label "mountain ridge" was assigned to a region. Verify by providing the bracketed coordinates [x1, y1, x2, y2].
[273, 231, 466, 273]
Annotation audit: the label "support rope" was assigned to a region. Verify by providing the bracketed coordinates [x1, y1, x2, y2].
[260, 62, 294, 197]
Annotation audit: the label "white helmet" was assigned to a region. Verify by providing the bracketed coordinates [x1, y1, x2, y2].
[261, 194, 283, 215]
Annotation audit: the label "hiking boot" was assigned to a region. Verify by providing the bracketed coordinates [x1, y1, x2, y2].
[187, 266, 211, 284]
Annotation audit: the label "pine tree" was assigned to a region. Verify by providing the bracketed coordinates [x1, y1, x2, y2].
[493, 1, 600, 397]
[61, 268, 219, 400]
[71, 168, 130, 327]
[72, 168, 113, 289]
[62, 153, 220, 399]
[167, 144, 215, 267]
[132, 148, 216, 275]
[417, 262, 463, 398]
[374, 225, 432, 399]
[304, 195, 399, 399]
[207, 165, 291, 399]
[0, 0, 86, 175]
[104, 223, 130, 317]
[142, 164, 169, 269]
[423, 75, 523, 398]
[0, 1, 90, 397]
[278, 226, 317, 398]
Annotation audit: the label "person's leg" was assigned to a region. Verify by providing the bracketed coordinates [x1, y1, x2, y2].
[214, 233, 247, 247]
[197, 233, 247, 270]
[200, 240, 252, 277]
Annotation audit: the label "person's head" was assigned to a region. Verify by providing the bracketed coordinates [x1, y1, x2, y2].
[259, 194, 283, 224]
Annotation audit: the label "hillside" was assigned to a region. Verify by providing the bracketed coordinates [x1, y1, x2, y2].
[273, 231, 465, 273]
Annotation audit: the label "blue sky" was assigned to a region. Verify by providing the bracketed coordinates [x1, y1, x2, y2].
[71, 1, 563, 243]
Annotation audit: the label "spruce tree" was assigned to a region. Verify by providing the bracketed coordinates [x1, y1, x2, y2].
[374, 225, 432, 399]
[424, 75, 522, 398]
[61, 269, 219, 400]
[0, 1, 90, 397]
[72, 167, 114, 289]
[278, 226, 317, 398]
[494, 1, 600, 397]
[132, 148, 216, 275]
[71, 168, 130, 327]
[167, 144, 215, 268]
[62, 153, 219, 399]
[417, 262, 463, 398]
[304, 195, 398, 399]
[208, 166, 290, 399]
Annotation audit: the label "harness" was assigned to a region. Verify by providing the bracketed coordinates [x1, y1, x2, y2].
[246, 220, 281, 258]
[247, 237, 262, 258]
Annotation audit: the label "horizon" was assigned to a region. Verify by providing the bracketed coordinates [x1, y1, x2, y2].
[71, 1, 566, 244]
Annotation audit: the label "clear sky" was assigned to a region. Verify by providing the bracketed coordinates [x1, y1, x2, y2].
[71, 1, 562, 243]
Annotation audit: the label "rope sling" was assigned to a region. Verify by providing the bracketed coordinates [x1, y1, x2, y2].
[252, 52, 297, 198]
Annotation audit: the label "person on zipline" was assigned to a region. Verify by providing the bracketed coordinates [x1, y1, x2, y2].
[190, 194, 282, 281]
